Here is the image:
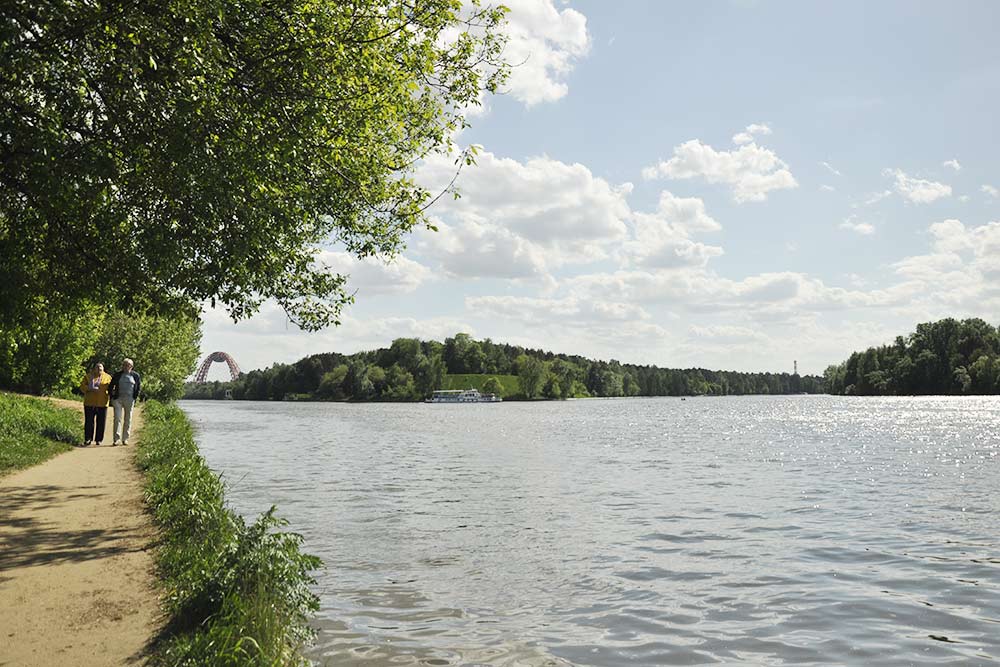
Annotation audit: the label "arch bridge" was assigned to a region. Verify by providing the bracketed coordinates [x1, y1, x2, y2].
[194, 351, 242, 382]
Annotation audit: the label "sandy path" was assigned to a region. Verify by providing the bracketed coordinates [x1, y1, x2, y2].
[0, 399, 161, 666]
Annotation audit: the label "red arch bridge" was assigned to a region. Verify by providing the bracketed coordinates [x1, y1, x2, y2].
[194, 351, 242, 382]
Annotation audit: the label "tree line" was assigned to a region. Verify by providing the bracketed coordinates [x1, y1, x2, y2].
[0, 304, 202, 401]
[823, 318, 1000, 395]
[184, 333, 823, 401]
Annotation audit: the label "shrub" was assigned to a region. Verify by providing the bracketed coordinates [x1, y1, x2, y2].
[137, 401, 320, 666]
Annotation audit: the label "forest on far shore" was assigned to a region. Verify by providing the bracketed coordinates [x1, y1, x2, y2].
[824, 318, 1000, 395]
[183, 333, 822, 402]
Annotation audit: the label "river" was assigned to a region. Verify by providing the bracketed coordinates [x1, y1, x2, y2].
[180, 395, 1000, 666]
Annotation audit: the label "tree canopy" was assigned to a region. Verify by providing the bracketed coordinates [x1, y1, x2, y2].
[0, 302, 201, 398]
[824, 318, 1000, 395]
[1, 0, 508, 330]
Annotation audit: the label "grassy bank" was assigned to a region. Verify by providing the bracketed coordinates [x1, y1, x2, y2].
[0, 393, 79, 476]
[136, 401, 320, 666]
[441, 373, 520, 396]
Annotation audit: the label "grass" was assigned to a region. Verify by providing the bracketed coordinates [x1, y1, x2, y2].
[136, 401, 320, 666]
[0, 393, 80, 476]
[441, 373, 521, 397]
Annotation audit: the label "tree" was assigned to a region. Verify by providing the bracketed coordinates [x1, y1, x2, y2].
[444, 333, 475, 373]
[953, 366, 972, 394]
[549, 359, 579, 398]
[316, 365, 349, 400]
[622, 371, 640, 397]
[414, 353, 446, 397]
[0, 298, 100, 394]
[1, 1, 509, 331]
[825, 318, 1000, 395]
[969, 355, 999, 394]
[541, 373, 561, 399]
[482, 376, 503, 398]
[515, 354, 544, 399]
[90, 308, 202, 401]
[383, 364, 418, 400]
[344, 361, 374, 400]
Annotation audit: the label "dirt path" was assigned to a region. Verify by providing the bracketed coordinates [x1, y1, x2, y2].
[0, 399, 161, 666]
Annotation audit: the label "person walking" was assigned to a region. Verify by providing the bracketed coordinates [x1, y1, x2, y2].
[109, 358, 141, 446]
[79, 363, 112, 446]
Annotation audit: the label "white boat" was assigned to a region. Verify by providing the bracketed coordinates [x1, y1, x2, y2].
[425, 388, 502, 403]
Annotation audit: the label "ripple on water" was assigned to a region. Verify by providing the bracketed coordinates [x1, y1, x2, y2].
[181, 395, 1000, 666]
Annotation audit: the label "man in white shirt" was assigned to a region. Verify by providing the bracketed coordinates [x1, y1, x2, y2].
[109, 358, 142, 446]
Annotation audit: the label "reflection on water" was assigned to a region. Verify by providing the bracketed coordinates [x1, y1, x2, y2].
[181, 395, 1000, 666]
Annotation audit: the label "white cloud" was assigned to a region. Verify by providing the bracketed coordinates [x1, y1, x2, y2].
[942, 159, 961, 171]
[927, 218, 973, 253]
[732, 122, 772, 145]
[839, 216, 875, 235]
[690, 324, 768, 344]
[331, 315, 477, 350]
[862, 189, 893, 206]
[982, 184, 999, 198]
[889, 219, 1000, 310]
[643, 138, 798, 203]
[642, 190, 721, 234]
[466, 295, 649, 324]
[416, 219, 550, 281]
[883, 168, 952, 204]
[820, 184, 836, 192]
[625, 231, 724, 270]
[416, 149, 631, 278]
[562, 268, 910, 313]
[623, 191, 723, 269]
[500, 0, 591, 106]
[820, 161, 842, 176]
[317, 251, 433, 295]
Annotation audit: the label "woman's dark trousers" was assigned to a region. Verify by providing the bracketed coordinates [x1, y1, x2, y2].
[84, 406, 108, 443]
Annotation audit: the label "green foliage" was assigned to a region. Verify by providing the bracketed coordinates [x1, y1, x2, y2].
[825, 318, 1000, 395]
[442, 373, 520, 397]
[185, 333, 825, 402]
[549, 359, 580, 398]
[0, 299, 102, 395]
[382, 364, 419, 400]
[2, 0, 509, 330]
[481, 376, 504, 397]
[90, 308, 202, 401]
[137, 402, 320, 666]
[0, 299, 202, 400]
[515, 354, 545, 399]
[314, 365, 349, 401]
[0, 393, 79, 475]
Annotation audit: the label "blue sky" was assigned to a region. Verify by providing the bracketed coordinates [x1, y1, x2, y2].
[198, 0, 1000, 379]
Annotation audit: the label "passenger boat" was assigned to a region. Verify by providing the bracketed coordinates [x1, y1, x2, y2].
[425, 389, 502, 403]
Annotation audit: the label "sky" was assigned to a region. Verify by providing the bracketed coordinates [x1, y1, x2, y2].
[197, 0, 1000, 380]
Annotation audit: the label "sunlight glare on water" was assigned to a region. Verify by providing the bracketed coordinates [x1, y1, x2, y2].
[181, 395, 1000, 666]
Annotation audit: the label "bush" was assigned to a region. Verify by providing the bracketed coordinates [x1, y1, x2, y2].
[137, 401, 320, 666]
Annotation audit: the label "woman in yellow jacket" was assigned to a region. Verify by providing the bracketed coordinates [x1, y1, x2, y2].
[80, 363, 112, 446]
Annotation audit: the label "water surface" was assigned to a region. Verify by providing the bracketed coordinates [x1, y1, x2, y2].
[181, 395, 1000, 666]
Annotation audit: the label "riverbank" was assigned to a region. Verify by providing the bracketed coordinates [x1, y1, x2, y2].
[135, 401, 321, 665]
[0, 395, 161, 666]
[0, 395, 322, 666]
